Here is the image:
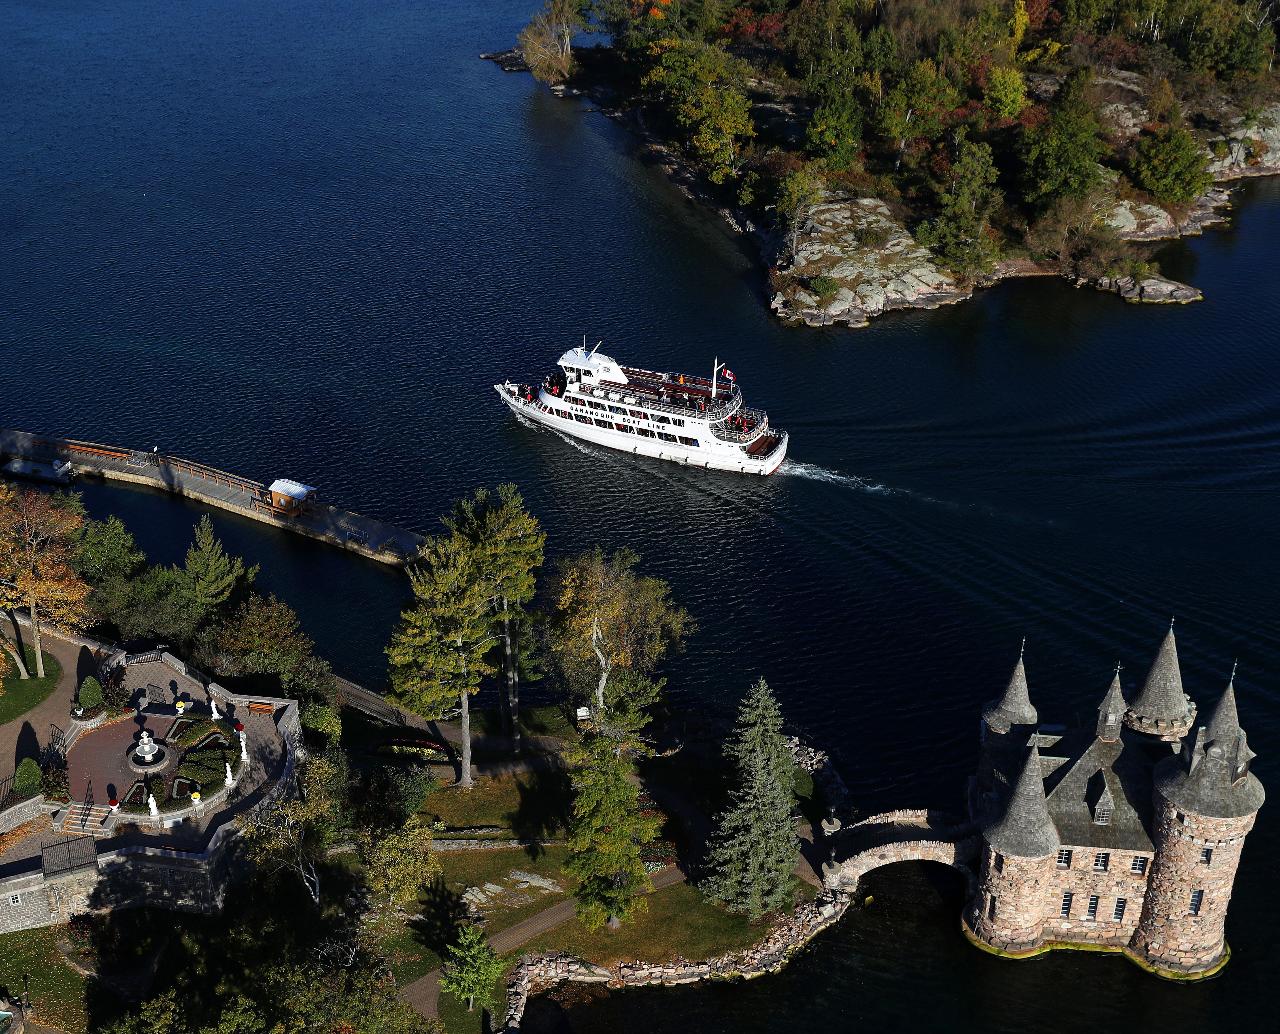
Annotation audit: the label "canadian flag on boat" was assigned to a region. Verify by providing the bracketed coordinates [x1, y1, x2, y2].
[723, 368, 736, 382]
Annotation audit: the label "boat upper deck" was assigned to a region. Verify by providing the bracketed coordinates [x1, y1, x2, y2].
[565, 365, 744, 421]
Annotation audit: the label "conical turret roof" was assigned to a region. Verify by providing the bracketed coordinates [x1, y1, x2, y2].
[985, 744, 1059, 858]
[1206, 672, 1241, 747]
[1096, 667, 1126, 741]
[1127, 624, 1194, 729]
[982, 644, 1038, 732]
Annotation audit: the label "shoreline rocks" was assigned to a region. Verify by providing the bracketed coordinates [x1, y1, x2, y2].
[1091, 273, 1202, 305]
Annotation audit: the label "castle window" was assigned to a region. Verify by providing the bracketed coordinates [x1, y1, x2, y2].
[1200, 847, 1213, 865]
[7, 893, 19, 907]
[1176, 811, 1186, 824]
[1190, 890, 1204, 916]
[994, 853, 1004, 874]
[1131, 856, 1148, 876]
[1093, 852, 1110, 872]
[988, 897, 997, 920]
[1093, 804, 1112, 825]
[1056, 849, 1072, 869]
[1113, 898, 1128, 922]
[1060, 892, 1073, 918]
[1086, 895, 1099, 921]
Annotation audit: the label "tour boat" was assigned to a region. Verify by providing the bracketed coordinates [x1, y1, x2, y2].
[495, 343, 789, 475]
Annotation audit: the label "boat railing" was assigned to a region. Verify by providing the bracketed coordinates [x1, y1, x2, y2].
[583, 379, 742, 421]
[708, 407, 769, 443]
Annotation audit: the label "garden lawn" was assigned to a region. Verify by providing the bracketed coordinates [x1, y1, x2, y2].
[437, 966, 510, 1034]
[0, 647, 62, 727]
[0, 924, 88, 1034]
[469, 704, 574, 739]
[420, 769, 571, 838]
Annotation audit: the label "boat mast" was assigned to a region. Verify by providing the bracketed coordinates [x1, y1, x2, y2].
[711, 357, 725, 399]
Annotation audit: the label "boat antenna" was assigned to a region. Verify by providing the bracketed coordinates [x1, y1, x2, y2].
[591, 340, 603, 355]
[711, 356, 725, 400]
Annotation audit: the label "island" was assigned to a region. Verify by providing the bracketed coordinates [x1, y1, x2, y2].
[498, 0, 1280, 326]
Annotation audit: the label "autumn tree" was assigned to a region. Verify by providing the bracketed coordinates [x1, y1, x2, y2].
[361, 815, 441, 916]
[564, 731, 660, 928]
[519, 0, 589, 84]
[984, 65, 1026, 120]
[549, 546, 690, 725]
[387, 535, 495, 788]
[0, 486, 89, 677]
[642, 37, 755, 184]
[443, 484, 545, 751]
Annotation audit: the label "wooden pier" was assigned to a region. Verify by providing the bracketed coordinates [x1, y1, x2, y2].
[0, 428, 426, 566]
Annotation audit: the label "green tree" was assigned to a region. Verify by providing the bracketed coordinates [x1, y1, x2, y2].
[806, 90, 865, 170]
[984, 64, 1026, 120]
[78, 675, 104, 710]
[387, 536, 496, 788]
[1131, 125, 1212, 206]
[183, 515, 257, 621]
[702, 678, 799, 919]
[776, 163, 826, 255]
[99, 564, 200, 643]
[549, 546, 691, 726]
[878, 58, 960, 167]
[361, 815, 441, 915]
[564, 732, 660, 928]
[439, 924, 506, 1013]
[1020, 68, 1106, 207]
[917, 130, 1003, 279]
[642, 38, 755, 184]
[239, 751, 346, 906]
[443, 484, 545, 751]
[73, 515, 145, 584]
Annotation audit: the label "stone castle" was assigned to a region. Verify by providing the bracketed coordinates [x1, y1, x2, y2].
[965, 625, 1265, 976]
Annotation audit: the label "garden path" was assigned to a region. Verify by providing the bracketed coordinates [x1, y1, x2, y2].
[0, 628, 82, 779]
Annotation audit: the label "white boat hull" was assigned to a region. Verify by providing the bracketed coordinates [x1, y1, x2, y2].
[495, 385, 787, 476]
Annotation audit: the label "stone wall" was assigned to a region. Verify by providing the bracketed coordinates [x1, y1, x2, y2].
[1131, 793, 1256, 973]
[827, 837, 978, 894]
[0, 795, 47, 836]
[1037, 845, 1151, 948]
[500, 892, 851, 1033]
[966, 845, 1055, 952]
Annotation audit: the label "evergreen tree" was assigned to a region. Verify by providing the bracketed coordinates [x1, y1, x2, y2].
[387, 536, 495, 788]
[564, 732, 660, 928]
[917, 130, 1003, 280]
[443, 484, 545, 751]
[184, 515, 257, 620]
[74, 515, 145, 584]
[702, 678, 798, 920]
[439, 924, 506, 1013]
[1131, 125, 1212, 206]
[1020, 68, 1105, 207]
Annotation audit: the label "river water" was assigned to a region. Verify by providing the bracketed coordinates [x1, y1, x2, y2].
[3, 0, 1276, 1026]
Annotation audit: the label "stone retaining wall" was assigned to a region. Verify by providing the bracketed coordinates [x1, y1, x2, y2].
[500, 891, 852, 1032]
[0, 794, 46, 836]
[432, 838, 565, 852]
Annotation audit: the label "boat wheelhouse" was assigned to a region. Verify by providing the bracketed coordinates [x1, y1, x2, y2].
[495, 343, 788, 475]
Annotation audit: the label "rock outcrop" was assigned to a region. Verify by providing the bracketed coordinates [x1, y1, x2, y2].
[1092, 274, 1202, 304]
[1105, 186, 1232, 241]
[1207, 102, 1280, 180]
[770, 196, 969, 328]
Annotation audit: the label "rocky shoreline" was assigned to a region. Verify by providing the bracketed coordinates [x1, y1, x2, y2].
[484, 48, 1279, 333]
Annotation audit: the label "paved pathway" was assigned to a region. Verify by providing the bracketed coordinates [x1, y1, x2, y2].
[398, 865, 688, 1020]
[1, 627, 86, 779]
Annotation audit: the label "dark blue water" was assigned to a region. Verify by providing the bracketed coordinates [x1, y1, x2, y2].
[3, 0, 1277, 1027]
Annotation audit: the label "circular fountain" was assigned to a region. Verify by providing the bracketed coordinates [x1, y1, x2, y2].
[127, 729, 168, 773]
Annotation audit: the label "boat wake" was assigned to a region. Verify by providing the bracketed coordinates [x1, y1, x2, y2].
[777, 460, 893, 495]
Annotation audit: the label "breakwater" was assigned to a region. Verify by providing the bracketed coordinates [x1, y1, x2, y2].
[0, 428, 425, 565]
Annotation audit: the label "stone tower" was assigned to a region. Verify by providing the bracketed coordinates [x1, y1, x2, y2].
[1132, 672, 1265, 973]
[968, 744, 1059, 951]
[1124, 623, 1196, 740]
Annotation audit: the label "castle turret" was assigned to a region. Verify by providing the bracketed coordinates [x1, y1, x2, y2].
[1096, 665, 1126, 742]
[982, 641, 1038, 735]
[968, 745, 1059, 951]
[1123, 622, 1196, 740]
[1132, 669, 1265, 974]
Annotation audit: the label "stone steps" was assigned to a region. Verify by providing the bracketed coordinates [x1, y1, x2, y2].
[58, 802, 114, 834]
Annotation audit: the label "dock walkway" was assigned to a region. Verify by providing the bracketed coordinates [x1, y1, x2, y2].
[0, 428, 425, 565]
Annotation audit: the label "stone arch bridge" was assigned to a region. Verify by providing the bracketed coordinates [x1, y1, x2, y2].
[822, 809, 980, 894]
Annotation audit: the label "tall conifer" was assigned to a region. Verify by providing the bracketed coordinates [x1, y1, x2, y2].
[702, 678, 798, 919]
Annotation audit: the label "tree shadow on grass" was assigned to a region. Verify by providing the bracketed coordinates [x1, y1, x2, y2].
[409, 875, 469, 958]
[506, 767, 572, 860]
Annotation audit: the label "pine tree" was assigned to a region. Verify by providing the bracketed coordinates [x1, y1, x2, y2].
[1021, 68, 1105, 207]
[564, 732, 660, 929]
[183, 515, 257, 619]
[702, 678, 798, 920]
[386, 535, 495, 787]
[439, 924, 505, 1013]
[444, 484, 545, 751]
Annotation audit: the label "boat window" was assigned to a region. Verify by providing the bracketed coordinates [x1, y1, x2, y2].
[678, 436, 699, 447]
[569, 396, 584, 406]
[594, 418, 612, 428]
[636, 428, 655, 438]
[575, 415, 593, 425]
[587, 400, 605, 411]
[654, 415, 670, 424]
[608, 405, 625, 415]
[672, 418, 685, 428]
[657, 432, 678, 443]
[629, 409, 647, 419]
[615, 423, 633, 433]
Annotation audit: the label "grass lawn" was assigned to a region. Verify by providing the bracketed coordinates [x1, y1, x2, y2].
[380, 845, 571, 987]
[469, 704, 575, 740]
[420, 769, 571, 839]
[0, 925, 88, 1034]
[437, 967, 510, 1034]
[0, 646, 62, 728]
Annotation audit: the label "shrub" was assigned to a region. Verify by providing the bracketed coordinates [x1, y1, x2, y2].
[41, 761, 70, 802]
[301, 702, 342, 744]
[853, 222, 892, 248]
[13, 757, 43, 798]
[78, 676, 104, 711]
[807, 275, 841, 301]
